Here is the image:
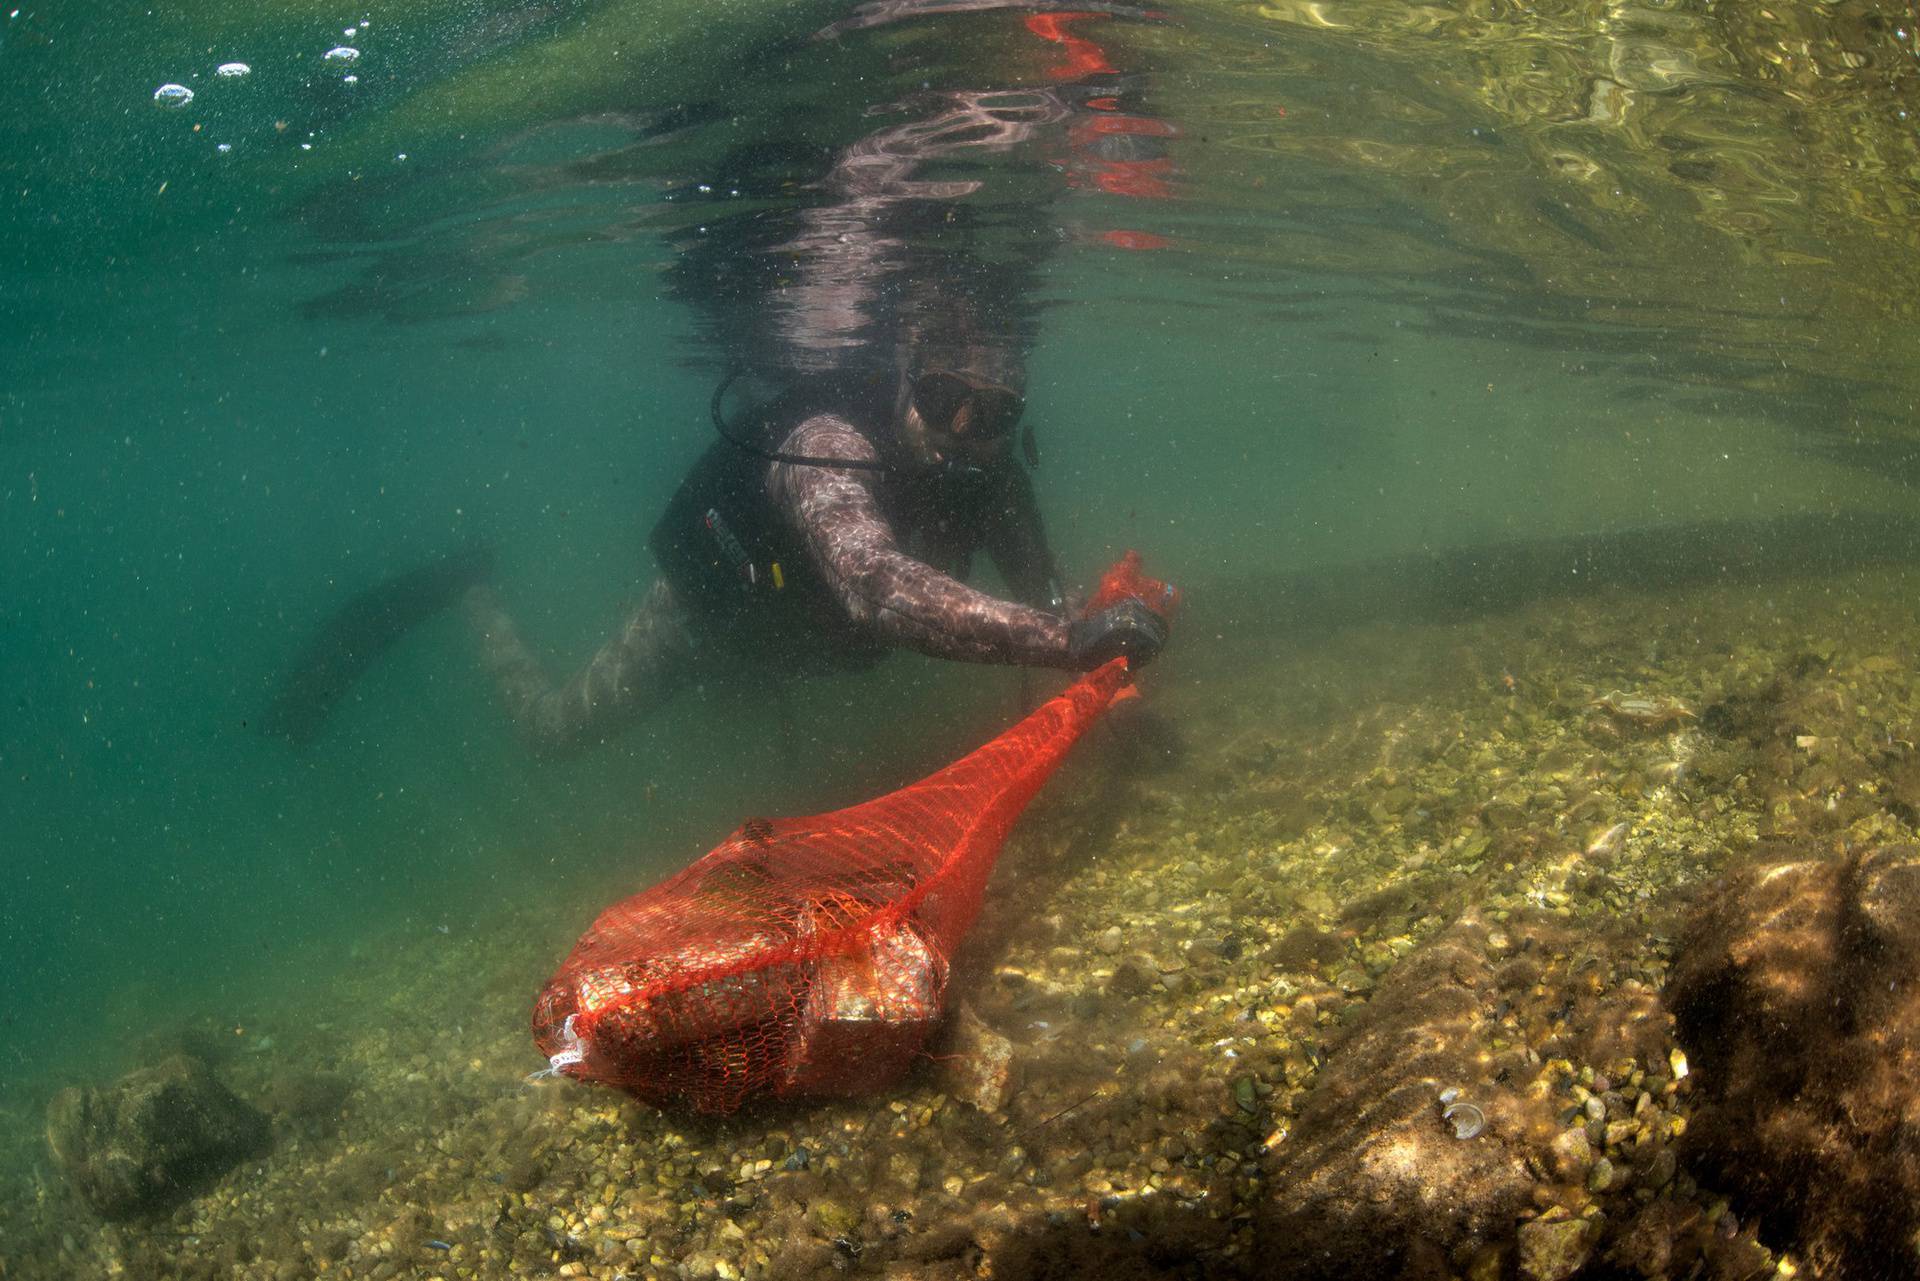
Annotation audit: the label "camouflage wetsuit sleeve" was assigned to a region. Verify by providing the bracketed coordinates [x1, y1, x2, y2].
[768, 415, 1074, 667]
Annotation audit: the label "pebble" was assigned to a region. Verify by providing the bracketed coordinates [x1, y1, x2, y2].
[1098, 926, 1125, 955]
[1641, 1146, 1677, 1189]
[1548, 1126, 1592, 1180]
[1517, 1216, 1592, 1281]
[1108, 956, 1159, 997]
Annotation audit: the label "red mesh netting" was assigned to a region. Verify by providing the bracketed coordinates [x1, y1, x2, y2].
[532, 656, 1133, 1113]
[1084, 548, 1179, 618]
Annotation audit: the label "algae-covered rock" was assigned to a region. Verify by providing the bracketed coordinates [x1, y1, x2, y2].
[809, 1197, 861, 1237]
[1666, 844, 1920, 1279]
[45, 1054, 270, 1218]
[938, 1002, 1016, 1114]
[1256, 915, 1558, 1279]
[1517, 1216, 1591, 1281]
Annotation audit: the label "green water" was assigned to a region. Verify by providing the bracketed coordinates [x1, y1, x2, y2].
[4, 0, 1920, 1275]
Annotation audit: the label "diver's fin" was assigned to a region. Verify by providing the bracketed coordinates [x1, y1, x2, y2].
[261, 544, 496, 745]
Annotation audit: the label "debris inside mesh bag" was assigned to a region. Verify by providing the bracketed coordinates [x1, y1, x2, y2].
[531, 653, 1142, 1113]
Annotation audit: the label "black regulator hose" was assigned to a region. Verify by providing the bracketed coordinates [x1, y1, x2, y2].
[709, 367, 894, 474]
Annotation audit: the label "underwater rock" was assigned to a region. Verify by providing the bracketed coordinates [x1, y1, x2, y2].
[1546, 1126, 1592, 1182]
[1256, 914, 1558, 1279]
[1516, 1215, 1592, 1281]
[1665, 844, 1920, 1279]
[256, 1069, 352, 1140]
[1106, 954, 1159, 998]
[1262, 923, 1348, 971]
[45, 1054, 270, 1218]
[938, 1003, 1015, 1113]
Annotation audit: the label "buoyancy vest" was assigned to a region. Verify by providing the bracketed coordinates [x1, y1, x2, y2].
[651, 375, 1039, 671]
[649, 381, 906, 672]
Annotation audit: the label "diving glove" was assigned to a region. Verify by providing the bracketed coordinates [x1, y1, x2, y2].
[1068, 596, 1169, 670]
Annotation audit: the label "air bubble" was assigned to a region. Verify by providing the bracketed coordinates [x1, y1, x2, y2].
[342, 74, 359, 85]
[344, 26, 358, 37]
[324, 46, 360, 65]
[216, 142, 232, 154]
[154, 83, 194, 109]
[215, 62, 250, 78]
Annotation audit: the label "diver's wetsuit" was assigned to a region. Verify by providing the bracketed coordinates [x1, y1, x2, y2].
[463, 411, 1070, 755]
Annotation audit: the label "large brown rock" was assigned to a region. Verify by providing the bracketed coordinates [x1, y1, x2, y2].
[45, 1054, 270, 1218]
[1256, 914, 1561, 1280]
[1665, 844, 1920, 1278]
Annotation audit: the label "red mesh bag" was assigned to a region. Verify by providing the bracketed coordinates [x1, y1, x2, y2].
[532, 656, 1133, 1113]
[1083, 548, 1179, 619]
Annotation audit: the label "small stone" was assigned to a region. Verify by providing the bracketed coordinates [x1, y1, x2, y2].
[1517, 1216, 1592, 1281]
[809, 1199, 859, 1237]
[1547, 1126, 1592, 1181]
[1639, 1146, 1677, 1189]
[938, 1003, 1015, 1113]
[1108, 956, 1159, 998]
[1097, 926, 1125, 955]
[1587, 1156, 1619, 1192]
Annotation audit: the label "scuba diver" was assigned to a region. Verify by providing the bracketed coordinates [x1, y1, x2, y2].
[458, 333, 1169, 754]
[262, 330, 1168, 753]
[262, 5, 1176, 753]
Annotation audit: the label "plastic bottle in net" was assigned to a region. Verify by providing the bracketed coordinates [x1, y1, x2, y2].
[532, 655, 1134, 1113]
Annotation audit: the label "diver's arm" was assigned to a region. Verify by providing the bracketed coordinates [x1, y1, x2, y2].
[984, 462, 1066, 612]
[769, 416, 1074, 667]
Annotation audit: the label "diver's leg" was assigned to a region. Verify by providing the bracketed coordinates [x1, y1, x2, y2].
[462, 578, 697, 755]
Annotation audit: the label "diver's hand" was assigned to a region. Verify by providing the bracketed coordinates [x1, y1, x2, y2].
[1068, 597, 1169, 669]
